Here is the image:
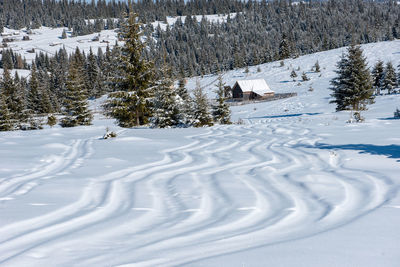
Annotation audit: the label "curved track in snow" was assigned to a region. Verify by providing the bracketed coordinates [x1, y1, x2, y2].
[0, 118, 395, 266]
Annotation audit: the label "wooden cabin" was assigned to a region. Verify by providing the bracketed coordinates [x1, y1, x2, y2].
[232, 79, 274, 100]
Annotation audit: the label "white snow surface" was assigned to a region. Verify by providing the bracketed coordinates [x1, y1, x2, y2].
[1, 40, 400, 266]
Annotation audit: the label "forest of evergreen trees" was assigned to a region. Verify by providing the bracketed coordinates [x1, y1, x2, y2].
[143, 0, 400, 76]
[0, 12, 231, 131]
[2, 1, 400, 76]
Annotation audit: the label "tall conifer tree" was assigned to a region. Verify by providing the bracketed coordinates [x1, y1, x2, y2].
[0, 93, 13, 131]
[152, 64, 181, 128]
[61, 55, 93, 127]
[105, 13, 154, 127]
[330, 44, 374, 112]
[212, 74, 231, 124]
[193, 80, 213, 127]
[371, 60, 384, 94]
[382, 62, 397, 94]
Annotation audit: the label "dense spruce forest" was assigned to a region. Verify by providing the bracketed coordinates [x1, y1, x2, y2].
[2, 0, 400, 76]
[1, 0, 400, 130]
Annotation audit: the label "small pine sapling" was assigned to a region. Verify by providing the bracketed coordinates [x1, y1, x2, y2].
[61, 29, 67, 39]
[394, 108, 400, 119]
[290, 70, 297, 81]
[103, 127, 117, 139]
[47, 114, 57, 127]
[301, 72, 310, 81]
[314, 61, 321, 72]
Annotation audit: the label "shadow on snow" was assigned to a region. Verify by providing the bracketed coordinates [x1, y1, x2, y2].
[300, 143, 400, 162]
[249, 112, 321, 119]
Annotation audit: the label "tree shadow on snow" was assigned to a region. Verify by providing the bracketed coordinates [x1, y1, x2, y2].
[249, 112, 321, 119]
[378, 117, 400, 121]
[300, 143, 400, 162]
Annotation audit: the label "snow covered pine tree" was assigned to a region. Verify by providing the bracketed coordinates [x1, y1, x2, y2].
[330, 44, 374, 118]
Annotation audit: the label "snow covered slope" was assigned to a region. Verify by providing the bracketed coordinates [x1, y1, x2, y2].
[1, 27, 118, 63]
[0, 13, 236, 65]
[152, 13, 237, 30]
[0, 40, 400, 267]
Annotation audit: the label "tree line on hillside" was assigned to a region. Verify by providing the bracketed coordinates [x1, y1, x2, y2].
[143, 0, 400, 77]
[0, 13, 231, 131]
[0, 0, 244, 36]
[2, 1, 400, 78]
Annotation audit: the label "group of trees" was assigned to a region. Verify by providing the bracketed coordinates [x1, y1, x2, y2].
[371, 60, 400, 95]
[143, 0, 400, 77]
[0, 44, 123, 131]
[0, 49, 28, 70]
[0, 12, 231, 131]
[0, 0, 243, 36]
[290, 62, 317, 82]
[330, 44, 375, 119]
[104, 13, 230, 129]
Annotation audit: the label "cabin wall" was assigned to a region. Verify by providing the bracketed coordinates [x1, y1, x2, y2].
[232, 84, 243, 99]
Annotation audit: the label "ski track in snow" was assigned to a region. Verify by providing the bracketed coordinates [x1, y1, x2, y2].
[0, 139, 93, 202]
[0, 116, 395, 266]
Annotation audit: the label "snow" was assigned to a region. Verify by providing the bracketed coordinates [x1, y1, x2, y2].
[0, 27, 119, 63]
[0, 39, 400, 266]
[152, 13, 237, 31]
[235, 79, 274, 95]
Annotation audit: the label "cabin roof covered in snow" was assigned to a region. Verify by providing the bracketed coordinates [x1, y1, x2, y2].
[235, 79, 274, 95]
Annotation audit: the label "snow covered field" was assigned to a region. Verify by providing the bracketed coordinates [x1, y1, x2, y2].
[0, 40, 400, 266]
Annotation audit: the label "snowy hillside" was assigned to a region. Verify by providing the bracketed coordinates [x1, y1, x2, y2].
[151, 13, 237, 30]
[1, 27, 119, 63]
[0, 13, 237, 66]
[0, 40, 400, 266]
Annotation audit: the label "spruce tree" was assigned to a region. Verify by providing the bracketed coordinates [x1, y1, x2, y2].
[86, 48, 101, 98]
[301, 71, 309, 81]
[212, 74, 231, 124]
[382, 62, 397, 94]
[2, 68, 26, 123]
[176, 78, 195, 126]
[0, 94, 13, 131]
[290, 70, 297, 81]
[177, 78, 189, 100]
[330, 44, 374, 112]
[151, 64, 181, 128]
[61, 29, 67, 39]
[279, 33, 291, 60]
[28, 64, 42, 113]
[61, 56, 93, 127]
[193, 80, 213, 127]
[314, 60, 321, 72]
[105, 13, 154, 127]
[371, 60, 384, 95]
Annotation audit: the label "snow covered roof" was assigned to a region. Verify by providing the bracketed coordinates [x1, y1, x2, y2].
[235, 79, 274, 95]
